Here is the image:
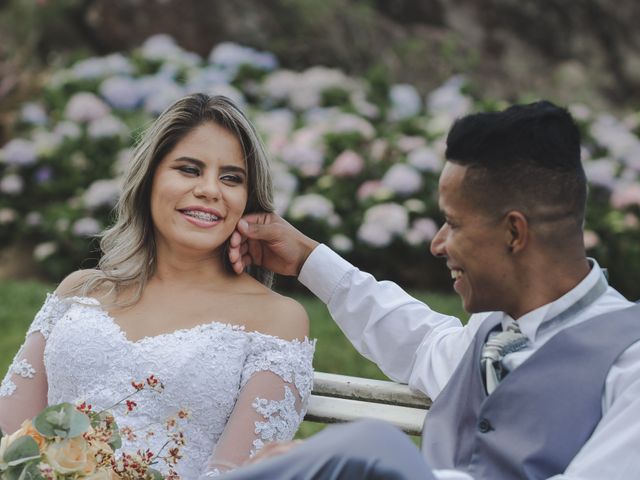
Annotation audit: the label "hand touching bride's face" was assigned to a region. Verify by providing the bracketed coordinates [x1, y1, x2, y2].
[150, 122, 249, 257]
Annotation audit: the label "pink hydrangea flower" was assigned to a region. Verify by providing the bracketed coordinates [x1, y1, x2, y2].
[583, 230, 600, 250]
[610, 182, 640, 209]
[329, 150, 365, 177]
[65, 92, 110, 123]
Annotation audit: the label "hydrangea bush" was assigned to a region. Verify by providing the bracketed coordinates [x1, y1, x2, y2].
[1, 35, 639, 297]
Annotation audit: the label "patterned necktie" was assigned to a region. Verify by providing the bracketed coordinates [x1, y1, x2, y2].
[481, 322, 528, 394]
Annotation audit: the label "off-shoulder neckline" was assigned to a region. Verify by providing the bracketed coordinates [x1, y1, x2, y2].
[48, 293, 314, 347]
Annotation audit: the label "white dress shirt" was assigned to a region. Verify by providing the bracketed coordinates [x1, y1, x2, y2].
[299, 244, 640, 480]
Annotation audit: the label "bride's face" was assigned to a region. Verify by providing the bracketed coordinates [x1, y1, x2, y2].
[150, 122, 248, 257]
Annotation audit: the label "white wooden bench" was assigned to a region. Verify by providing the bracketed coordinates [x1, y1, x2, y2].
[305, 372, 431, 436]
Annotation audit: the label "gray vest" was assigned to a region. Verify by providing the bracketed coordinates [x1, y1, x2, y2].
[421, 304, 640, 480]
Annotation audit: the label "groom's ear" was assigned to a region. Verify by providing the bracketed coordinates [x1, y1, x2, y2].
[503, 210, 528, 254]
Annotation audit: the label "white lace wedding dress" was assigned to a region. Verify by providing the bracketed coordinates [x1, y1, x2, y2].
[0, 294, 315, 479]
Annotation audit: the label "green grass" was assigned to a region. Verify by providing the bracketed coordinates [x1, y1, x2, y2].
[0, 280, 467, 439]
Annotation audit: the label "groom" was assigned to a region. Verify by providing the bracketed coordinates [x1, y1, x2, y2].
[225, 101, 640, 479]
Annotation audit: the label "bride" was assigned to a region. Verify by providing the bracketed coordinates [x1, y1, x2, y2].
[0, 94, 315, 479]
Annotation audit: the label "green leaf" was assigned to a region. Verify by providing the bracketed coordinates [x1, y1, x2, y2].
[33, 403, 89, 439]
[108, 430, 122, 451]
[4, 461, 44, 480]
[145, 468, 164, 480]
[3, 437, 40, 466]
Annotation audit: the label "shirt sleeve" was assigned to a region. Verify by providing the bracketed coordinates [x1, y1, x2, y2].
[0, 294, 71, 434]
[298, 244, 479, 397]
[199, 333, 315, 477]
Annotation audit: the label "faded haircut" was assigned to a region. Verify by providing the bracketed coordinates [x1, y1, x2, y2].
[445, 101, 587, 242]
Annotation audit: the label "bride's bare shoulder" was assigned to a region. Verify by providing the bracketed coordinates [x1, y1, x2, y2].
[240, 277, 309, 342]
[54, 269, 103, 298]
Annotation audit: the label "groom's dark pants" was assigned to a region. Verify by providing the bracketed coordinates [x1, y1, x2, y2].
[221, 419, 436, 480]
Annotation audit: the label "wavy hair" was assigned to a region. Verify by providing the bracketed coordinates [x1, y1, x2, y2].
[75, 94, 274, 305]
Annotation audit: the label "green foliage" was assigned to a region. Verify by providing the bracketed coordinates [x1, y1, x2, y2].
[33, 403, 90, 439]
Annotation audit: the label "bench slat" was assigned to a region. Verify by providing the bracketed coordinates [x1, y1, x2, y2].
[305, 394, 427, 436]
[312, 372, 431, 409]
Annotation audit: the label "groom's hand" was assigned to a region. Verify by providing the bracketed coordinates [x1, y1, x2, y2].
[229, 213, 319, 277]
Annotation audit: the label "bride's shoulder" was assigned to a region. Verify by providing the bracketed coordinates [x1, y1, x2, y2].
[54, 269, 102, 298]
[240, 279, 309, 342]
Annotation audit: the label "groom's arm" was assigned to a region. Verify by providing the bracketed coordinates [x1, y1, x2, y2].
[298, 244, 476, 397]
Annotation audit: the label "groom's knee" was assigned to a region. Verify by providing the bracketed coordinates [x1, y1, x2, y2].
[336, 419, 408, 445]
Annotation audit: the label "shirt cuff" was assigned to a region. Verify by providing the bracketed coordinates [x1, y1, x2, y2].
[298, 244, 355, 304]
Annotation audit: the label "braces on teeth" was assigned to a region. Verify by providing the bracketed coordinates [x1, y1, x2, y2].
[184, 210, 219, 221]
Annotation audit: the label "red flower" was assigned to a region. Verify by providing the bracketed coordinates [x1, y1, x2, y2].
[126, 400, 137, 412]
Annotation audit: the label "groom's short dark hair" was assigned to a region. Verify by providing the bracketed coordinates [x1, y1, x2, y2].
[445, 101, 587, 241]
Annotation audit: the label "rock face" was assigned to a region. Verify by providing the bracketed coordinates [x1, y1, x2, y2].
[75, 0, 640, 110]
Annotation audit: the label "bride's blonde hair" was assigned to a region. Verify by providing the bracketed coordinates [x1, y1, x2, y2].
[76, 93, 274, 305]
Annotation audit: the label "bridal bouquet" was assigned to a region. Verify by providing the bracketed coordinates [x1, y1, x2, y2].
[0, 375, 187, 480]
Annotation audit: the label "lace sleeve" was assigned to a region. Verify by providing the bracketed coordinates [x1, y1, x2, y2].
[199, 333, 315, 478]
[0, 294, 71, 434]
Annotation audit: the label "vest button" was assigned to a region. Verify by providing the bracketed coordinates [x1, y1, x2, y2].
[478, 419, 492, 433]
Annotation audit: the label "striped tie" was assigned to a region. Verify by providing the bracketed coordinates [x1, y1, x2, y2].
[481, 322, 528, 394]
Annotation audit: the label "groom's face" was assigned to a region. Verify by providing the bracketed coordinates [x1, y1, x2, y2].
[430, 162, 514, 313]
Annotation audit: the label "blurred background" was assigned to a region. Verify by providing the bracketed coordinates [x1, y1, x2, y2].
[1, 0, 640, 434]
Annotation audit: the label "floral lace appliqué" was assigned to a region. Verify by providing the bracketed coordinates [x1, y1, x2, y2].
[250, 386, 301, 456]
[241, 334, 315, 400]
[0, 293, 71, 398]
[0, 356, 37, 397]
[26, 293, 72, 340]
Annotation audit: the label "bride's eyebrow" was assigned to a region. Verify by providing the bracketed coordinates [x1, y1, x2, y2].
[173, 156, 205, 168]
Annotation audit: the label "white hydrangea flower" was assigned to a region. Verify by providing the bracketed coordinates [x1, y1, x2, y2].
[71, 53, 133, 80]
[143, 82, 185, 115]
[0, 174, 23, 195]
[382, 164, 423, 195]
[208, 42, 278, 75]
[408, 146, 442, 173]
[100, 76, 143, 110]
[288, 194, 335, 221]
[426, 75, 472, 119]
[26, 212, 42, 226]
[140, 34, 184, 61]
[87, 115, 128, 139]
[202, 84, 246, 109]
[253, 109, 296, 139]
[404, 218, 439, 246]
[330, 234, 354, 252]
[590, 114, 640, 160]
[20, 102, 47, 125]
[34, 242, 57, 261]
[272, 162, 298, 202]
[583, 158, 618, 189]
[358, 202, 410, 247]
[0, 208, 17, 224]
[33, 130, 62, 156]
[280, 143, 324, 177]
[1, 138, 38, 166]
[357, 223, 393, 248]
[53, 121, 82, 140]
[396, 136, 426, 153]
[83, 179, 122, 209]
[72, 217, 101, 237]
[389, 84, 422, 120]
